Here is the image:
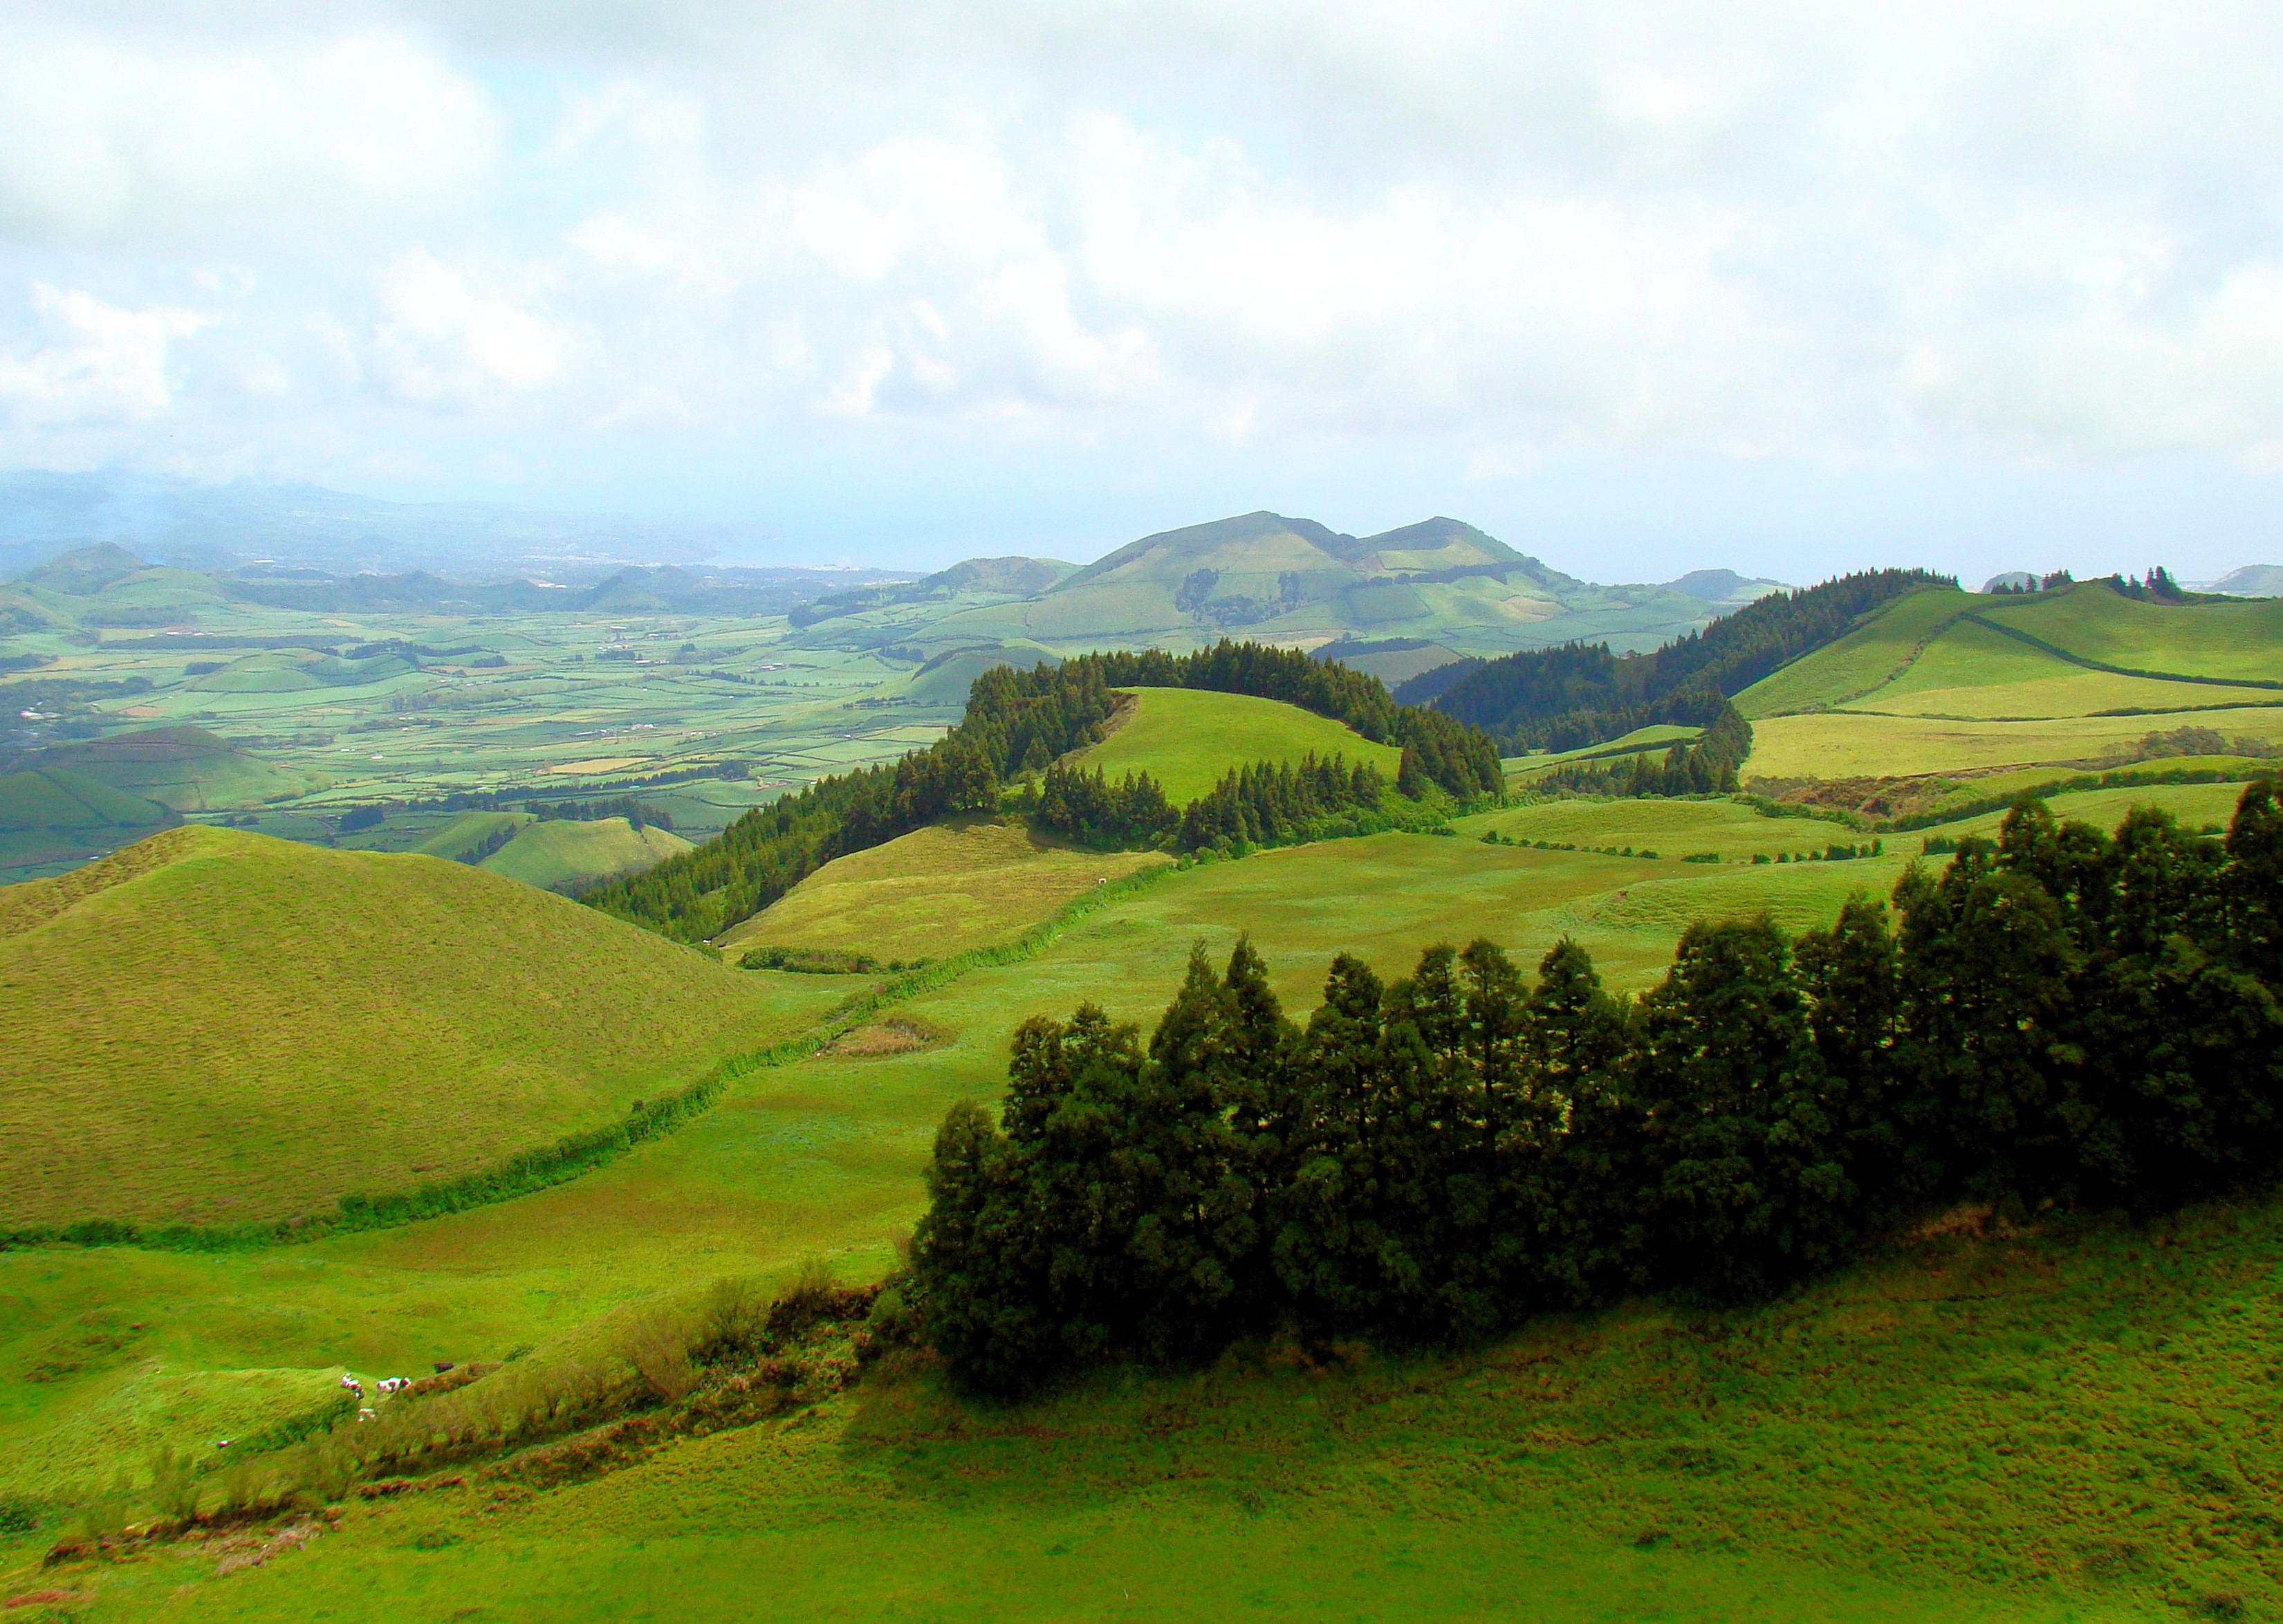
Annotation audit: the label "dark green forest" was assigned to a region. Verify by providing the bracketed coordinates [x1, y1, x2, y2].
[1419, 569, 1950, 752]
[584, 641, 1503, 941]
[909, 782, 2283, 1394]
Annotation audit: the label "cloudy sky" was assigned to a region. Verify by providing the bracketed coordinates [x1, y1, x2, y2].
[1, 1, 2280, 580]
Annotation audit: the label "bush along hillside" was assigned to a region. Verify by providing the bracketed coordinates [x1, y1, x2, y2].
[909, 782, 2283, 1395]
[584, 640, 1503, 942]
[1424, 568, 1951, 753]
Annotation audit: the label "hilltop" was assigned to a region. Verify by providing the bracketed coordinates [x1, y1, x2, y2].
[0, 826, 848, 1229]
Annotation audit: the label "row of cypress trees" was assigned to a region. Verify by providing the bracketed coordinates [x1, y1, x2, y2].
[912, 784, 2283, 1394]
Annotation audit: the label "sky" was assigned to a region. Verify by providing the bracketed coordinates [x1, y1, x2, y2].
[1, 1, 2280, 582]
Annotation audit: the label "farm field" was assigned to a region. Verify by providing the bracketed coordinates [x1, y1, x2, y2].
[718, 815, 1174, 961]
[1745, 708, 2283, 779]
[1069, 686, 1406, 802]
[0, 575, 960, 881]
[0, 779, 2270, 1618]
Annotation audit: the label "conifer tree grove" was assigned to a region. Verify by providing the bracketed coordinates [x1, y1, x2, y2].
[912, 784, 2283, 1394]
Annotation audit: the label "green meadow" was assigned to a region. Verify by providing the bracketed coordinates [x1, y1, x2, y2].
[719, 815, 1172, 961]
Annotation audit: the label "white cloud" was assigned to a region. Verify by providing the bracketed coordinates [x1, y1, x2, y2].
[0, 24, 499, 243]
[3, 0, 2283, 501]
[370, 250, 564, 405]
[0, 284, 204, 425]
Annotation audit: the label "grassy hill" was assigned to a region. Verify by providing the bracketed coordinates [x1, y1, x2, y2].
[1068, 686, 1407, 804]
[1735, 582, 2283, 783]
[3, 726, 317, 811]
[717, 815, 1173, 962]
[0, 826, 850, 1229]
[479, 816, 693, 892]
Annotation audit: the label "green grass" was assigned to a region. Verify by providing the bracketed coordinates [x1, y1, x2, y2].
[478, 817, 692, 892]
[410, 810, 531, 859]
[1740, 582, 2283, 741]
[1070, 687, 1405, 804]
[1746, 708, 2283, 780]
[717, 814, 1172, 961]
[0, 826, 851, 1229]
[38, 1192, 2283, 1621]
[1980, 583, 2283, 681]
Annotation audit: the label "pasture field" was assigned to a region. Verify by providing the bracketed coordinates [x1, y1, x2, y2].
[1739, 582, 2283, 744]
[0, 827, 852, 1229]
[1069, 687, 1406, 803]
[717, 815, 1173, 961]
[478, 816, 694, 892]
[22, 1164, 2283, 1620]
[1978, 583, 2283, 681]
[1855, 618, 2283, 719]
[1746, 707, 2283, 780]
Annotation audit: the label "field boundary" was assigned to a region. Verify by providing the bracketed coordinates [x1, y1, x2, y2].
[0, 862, 1187, 1256]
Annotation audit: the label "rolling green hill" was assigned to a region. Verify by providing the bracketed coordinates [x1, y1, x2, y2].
[3, 726, 318, 811]
[479, 815, 694, 892]
[1067, 686, 1407, 803]
[718, 814, 1172, 961]
[1736, 580, 2283, 783]
[412, 809, 533, 860]
[0, 826, 850, 1229]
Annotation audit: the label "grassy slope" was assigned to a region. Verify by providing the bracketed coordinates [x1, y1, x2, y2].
[479, 816, 693, 891]
[717, 814, 1173, 961]
[1, 786, 2263, 1618]
[411, 809, 532, 858]
[114, 1199, 2283, 1624]
[0, 827, 849, 1228]
[1070, 687, 1405, 804]
[1731, 583, 2283, 779]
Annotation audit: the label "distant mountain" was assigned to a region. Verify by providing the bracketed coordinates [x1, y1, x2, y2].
[0, 470, 772, 578]
[789, 511, 1727, 659]
[1981, 571, 2040, 593]
[2207, 565, 2283, 598]
[1663, 569, 1788, 605]
[3, 547, 909, 621]
[788, 555, 1074, 629]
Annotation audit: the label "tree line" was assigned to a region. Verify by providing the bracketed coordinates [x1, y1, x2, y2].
[1534, 702, 1753, 799]
[1421, 570, 1950, 753]
[586, 641, 1503, 942]
[909, 783, 2283, 1394]
[1028, 752, 1391, 853]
